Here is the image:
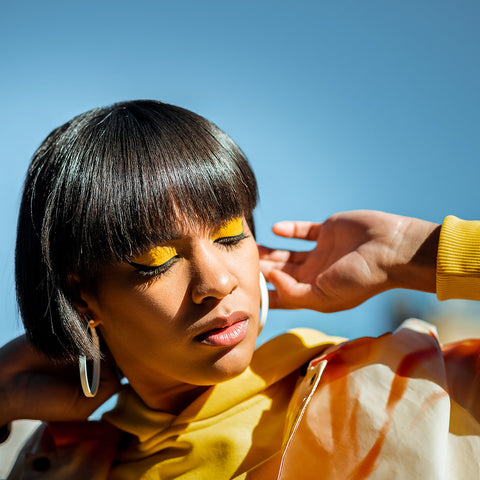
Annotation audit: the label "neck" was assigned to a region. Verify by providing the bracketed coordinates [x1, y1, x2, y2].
[127, 377, 209, 415]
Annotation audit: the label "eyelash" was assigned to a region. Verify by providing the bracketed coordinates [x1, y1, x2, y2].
[130, 256, 179, 278]
[131, 233, 248, 278]
[214, 233, 248, 248]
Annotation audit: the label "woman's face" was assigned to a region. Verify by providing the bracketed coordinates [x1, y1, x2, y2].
[83, 216, 260, 404]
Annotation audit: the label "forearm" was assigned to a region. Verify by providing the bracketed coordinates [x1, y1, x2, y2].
[0, 381, 27, 427]
[388, 214, 480, 301]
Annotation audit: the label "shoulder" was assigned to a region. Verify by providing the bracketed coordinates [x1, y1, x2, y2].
[6, 420, 120, 479]
[247, 328, 345, 386]
[279, 319, 480, 478]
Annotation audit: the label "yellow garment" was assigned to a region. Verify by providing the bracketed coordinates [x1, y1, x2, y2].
[103, 329, 342, 480]
[437, 215, 480, 300]
[103, 320, 480, 479]
[8, 321, 480, 479]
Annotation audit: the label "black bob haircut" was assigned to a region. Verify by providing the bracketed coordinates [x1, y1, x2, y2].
[15, 100, 258, 363]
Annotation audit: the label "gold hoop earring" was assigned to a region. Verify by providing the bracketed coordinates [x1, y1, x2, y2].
[79, 320, 100, 398]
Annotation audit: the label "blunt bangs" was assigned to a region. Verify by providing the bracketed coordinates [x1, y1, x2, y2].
[15, 100, 258, 361]
[49, 101, 257, 274]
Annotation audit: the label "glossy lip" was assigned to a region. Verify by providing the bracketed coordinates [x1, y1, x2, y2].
[196, 312, 249, 347]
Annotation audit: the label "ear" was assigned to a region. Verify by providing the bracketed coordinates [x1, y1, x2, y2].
[67, 274, 103, 328]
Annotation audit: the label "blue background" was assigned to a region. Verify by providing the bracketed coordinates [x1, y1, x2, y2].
[1, 0, 480, 347]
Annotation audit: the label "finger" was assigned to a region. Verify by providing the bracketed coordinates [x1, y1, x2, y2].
[257, 244, 277, 258]
[260, 259, 304, 284]
[266, 273, 297, 310]
[272, 221, 322, 242]
[267, 269, 313, 309]
[266, 288, 281, 309]
[258, 244, 308, 265]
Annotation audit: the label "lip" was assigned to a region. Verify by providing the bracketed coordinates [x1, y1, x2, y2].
[196, 312, 249, 347]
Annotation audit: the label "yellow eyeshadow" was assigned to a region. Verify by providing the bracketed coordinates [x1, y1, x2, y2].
[131, 246, 178, 267]
[211, 218, 243, 241]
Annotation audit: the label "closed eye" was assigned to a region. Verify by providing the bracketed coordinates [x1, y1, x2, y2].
[214, 233, 248, 248]
[129, 255, 179, 277]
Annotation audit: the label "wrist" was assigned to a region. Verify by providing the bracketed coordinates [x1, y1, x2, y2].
[388, 217, 440, 293]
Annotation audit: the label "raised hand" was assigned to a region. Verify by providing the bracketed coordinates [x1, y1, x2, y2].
[0, 335, 120, 426]
[259, 210, 439, 313]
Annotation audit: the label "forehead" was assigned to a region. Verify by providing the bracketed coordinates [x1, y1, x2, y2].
[153, 215, 246, 242]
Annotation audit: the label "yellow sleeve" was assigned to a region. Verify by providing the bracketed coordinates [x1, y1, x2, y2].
[437, 215, 480, 300]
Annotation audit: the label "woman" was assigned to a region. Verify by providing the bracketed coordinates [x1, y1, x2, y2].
[3, 100, 480, 479]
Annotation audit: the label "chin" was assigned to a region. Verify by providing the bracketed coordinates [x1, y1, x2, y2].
[196, 336, 257, 386]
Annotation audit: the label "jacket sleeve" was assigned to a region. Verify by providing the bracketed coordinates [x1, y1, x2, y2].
[277, 320, 480, 480]
[437, 215, 480, 300]
[442, 338, 480, 423]
[7, 421, 120, 480]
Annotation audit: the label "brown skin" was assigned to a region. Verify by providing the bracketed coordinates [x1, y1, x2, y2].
[78, 218, 261, 414]
[259, 210, 440, 313]
[0, 210, 440, 424]
[0, 217, 260, 423]
[0, 335, 120, 426]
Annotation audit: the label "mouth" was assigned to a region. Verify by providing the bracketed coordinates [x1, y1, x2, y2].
[196, 312, 249, 347]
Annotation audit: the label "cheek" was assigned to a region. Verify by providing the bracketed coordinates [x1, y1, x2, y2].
[96, 284, 189, 371]
[230, 244, 261, 310]
[239, 243, 260, 286]
[95, 277, 187, 334]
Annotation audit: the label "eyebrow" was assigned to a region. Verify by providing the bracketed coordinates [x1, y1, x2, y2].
[134, 217, 245, 249]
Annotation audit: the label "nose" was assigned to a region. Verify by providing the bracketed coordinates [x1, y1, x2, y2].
[190, 243, 238, 304]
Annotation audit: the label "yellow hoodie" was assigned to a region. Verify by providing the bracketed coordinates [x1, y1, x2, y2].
[103, 329, 342, 479]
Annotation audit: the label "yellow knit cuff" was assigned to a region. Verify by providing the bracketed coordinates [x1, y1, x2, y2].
[437, 215, 480, 301]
